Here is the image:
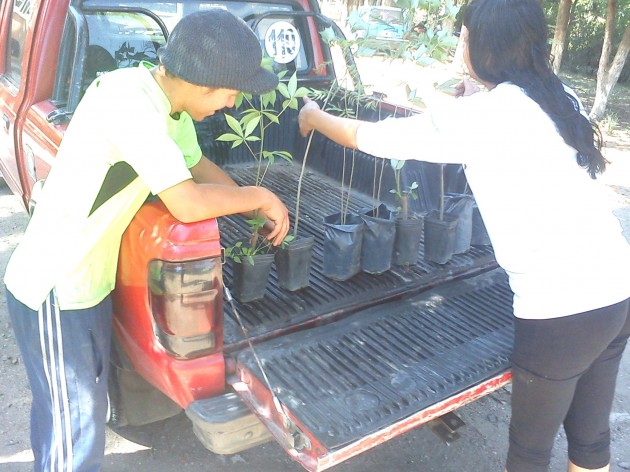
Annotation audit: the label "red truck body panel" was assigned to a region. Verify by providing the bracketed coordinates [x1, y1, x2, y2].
[114, 200, 225, 407]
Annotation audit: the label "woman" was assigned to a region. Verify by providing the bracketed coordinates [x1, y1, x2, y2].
[298, 0, 630, 470]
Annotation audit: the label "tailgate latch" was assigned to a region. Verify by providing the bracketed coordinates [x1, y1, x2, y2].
[427, 412, 466, 444]
[225, 286, 312, 453]
[286, 426, 311, 452]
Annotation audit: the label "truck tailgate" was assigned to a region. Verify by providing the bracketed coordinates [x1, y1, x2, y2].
[229, 269, 513, 471]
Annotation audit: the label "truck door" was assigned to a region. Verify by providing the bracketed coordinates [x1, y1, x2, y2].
[0, 0, 33, 198]
[0, 0, 67, 210]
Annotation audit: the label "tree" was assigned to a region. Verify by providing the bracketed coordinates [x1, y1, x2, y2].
[551, 0, 573, 73]
[590, 0, 630, 120]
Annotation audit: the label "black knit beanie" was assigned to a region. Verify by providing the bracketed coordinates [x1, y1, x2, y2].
[158, 9, 278, 95]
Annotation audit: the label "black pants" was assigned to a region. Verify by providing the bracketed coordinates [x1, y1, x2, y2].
[506, 298, 630, 472]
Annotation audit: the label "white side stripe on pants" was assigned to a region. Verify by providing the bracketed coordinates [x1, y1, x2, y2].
[39, 291, 74, 472]
[53, 291, 73, 472]
[37, 299, 57, 469]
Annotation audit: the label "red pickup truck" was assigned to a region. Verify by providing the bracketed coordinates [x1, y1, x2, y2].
[0, 0, 514, 470]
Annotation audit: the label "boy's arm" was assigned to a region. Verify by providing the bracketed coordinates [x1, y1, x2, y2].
[188, 156, 276, 234]
[189, 156, 240, 187]
[157, 179, 289, 245]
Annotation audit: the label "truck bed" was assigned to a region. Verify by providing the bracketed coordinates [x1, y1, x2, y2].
[219, 162, 499, 347]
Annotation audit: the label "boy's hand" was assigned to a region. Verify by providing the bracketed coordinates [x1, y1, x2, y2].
[298, 97, 321, 137]
[257, 188, 290, 245]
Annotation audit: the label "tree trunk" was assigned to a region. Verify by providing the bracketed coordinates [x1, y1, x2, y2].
[551, 0, 573, 74]
[590, 0, 630, 120]
[339, 0, 363, 18]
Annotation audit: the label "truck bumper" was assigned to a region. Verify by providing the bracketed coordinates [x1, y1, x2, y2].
[185, 392, 272, 455]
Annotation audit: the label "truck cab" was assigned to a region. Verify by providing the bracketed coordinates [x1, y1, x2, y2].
[0, 1, 514, 470]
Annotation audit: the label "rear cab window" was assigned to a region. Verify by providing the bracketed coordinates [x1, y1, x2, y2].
[52, 0, 327, 116]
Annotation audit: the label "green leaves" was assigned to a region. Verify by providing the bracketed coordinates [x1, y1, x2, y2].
[390, 159, 406, 171]
[394, 0, 423, 9]
[262, 150, 292, 164]
[245, 214, 267, 232]
[216, 71, 307, 175]
[277, 72, 309, 110]
[282, 234, 295, 245]
[444, 0, 460, 17]
[224, 241, 250, 265]
[260, 89, 277, 109]
[215, 66, 307, 264]
[224, 240, 262, 266]
[216, 114, 261, 148]
[434, 78, 460, 96]
[349, 0, 460, 67]
[390, 159, 419, 210]
[320, 26, 337, 45]
[224, 220, 271, 265]
[224, 231, 296, 265]
[405, 84, 426, 108]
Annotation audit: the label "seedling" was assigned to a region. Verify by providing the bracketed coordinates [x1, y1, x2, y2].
[390, 159, 418, 220]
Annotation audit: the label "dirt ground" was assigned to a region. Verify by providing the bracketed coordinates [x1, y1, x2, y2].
[1, 58, 630, 471]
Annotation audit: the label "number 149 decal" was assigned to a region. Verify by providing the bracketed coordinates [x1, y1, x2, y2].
[264, 21, 301, 64]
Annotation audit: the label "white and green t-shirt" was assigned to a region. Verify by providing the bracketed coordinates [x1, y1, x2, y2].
[4, 62, 202, 311]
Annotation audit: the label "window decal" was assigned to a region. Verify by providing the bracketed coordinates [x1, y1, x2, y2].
[264, 21, 300, 64]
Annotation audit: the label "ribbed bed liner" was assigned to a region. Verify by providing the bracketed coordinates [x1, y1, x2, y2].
[220, 163, 497, 344]
[236, 269, 514, 450]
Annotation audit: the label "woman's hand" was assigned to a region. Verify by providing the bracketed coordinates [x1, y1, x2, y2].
[298, 97, 321, 137]
[455, 77, 481, 98]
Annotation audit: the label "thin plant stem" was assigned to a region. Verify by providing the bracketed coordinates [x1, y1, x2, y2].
[294, 81, 337, 237]
[256, 101, 265, 187]
[372, 101, 383, 212]
[343, 148, 356, 219]
[259, 159, 272, 186]
[341, 98, 360, 221]
[402, 195, 409, 220]
[249, 231, 259, 252]
[377, 158, 386, 203]
[439, 164, 445, 221]
[372, 155, 378, 210]
[293, 130, 314, 237]
[339, 87, 351, 224]
[341, 146, 347, 224]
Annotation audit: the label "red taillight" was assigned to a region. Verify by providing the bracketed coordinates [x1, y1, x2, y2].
[148, 257, 223, 359]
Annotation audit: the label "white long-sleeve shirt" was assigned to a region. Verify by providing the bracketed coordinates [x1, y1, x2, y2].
[356, 82, 630, 319]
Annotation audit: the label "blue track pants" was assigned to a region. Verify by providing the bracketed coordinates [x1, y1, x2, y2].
[7, 289, 112, 472]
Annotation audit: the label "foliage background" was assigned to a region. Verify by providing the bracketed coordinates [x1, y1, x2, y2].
[542, 0, 630, 82]
[323, 0, 630, 83]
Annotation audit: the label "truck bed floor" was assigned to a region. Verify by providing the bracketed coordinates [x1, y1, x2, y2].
[220, 163, 497, 345]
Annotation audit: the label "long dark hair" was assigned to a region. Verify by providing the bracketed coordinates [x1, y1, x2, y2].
[463, 0, 606, 178]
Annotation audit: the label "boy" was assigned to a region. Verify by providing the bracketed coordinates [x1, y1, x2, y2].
[3, 9, 289, 471]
